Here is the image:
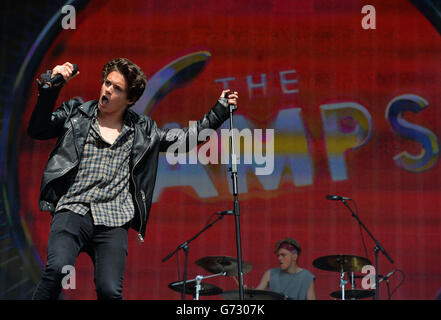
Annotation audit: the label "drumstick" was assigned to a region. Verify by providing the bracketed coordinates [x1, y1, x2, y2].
[232, 276, 248, 289]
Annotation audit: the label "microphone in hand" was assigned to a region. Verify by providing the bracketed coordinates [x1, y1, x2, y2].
[222, 89, 238, 111]
[42, 63, 79, 89]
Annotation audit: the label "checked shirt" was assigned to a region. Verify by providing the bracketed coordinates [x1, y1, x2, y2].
[55, 110, 135, 227]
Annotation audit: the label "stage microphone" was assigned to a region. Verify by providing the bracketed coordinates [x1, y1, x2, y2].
[216, 210, 233, 215]
[224, 90, 237, 111]
[42, 63, 78, 89]
[326, 194, 351, 201]
[379, 269, 397, 283]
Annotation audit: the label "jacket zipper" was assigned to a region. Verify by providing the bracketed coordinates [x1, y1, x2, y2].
[132, 135, 150, 245]
[138, 191, 147, 244]
[70, 118, 80, 160]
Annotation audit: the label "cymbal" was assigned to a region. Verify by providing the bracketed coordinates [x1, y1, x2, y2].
[330, 289, 375, 300]
[222, 289, 287, 300]
[168, 281, 223, 296]
[312, 255, 371, 273]
[195, 256, 253, 277]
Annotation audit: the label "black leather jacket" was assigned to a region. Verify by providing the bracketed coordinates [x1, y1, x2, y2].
[28, 84, 230, 243]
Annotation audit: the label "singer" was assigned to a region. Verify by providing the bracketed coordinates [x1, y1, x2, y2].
[28, 58, 239, 300]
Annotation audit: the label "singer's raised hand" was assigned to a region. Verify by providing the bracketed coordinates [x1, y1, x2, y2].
[51, 62, 79, 84]
[220, 89, 239, 108]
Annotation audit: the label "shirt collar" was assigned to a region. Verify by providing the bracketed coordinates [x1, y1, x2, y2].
[93, 108, 134, 130]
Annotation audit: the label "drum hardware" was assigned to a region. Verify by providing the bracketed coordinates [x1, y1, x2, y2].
[312, 254, 372, 273]
[313, 254, 373, 300]
[195, 256, 253, 277]
[168, 272, 225, 300]
[221, 289, 289, 300]
[329, 289, 375, 300]
[167, 254, 253, 300]
[339, 270, 347, 300]
[162, 213, 228, 300]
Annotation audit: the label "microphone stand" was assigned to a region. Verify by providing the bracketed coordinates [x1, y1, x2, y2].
[385, 277, 392, 300]
[162, 213, 227, 300]
[227, 95, 245, 300]
[341, 199, 394, 300]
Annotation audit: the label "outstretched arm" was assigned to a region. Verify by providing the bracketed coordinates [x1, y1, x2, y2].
[157, 89, 239, 152]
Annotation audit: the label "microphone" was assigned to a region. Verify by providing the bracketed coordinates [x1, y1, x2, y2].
[326, 194, 351, 201]
[224, 90, 237, 111]
[379, 269, 396, 283]
[42, 64, 78, 89]
[216, 210, 233, 215]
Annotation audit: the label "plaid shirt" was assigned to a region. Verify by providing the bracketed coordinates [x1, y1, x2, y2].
[55, 110, 135, 227]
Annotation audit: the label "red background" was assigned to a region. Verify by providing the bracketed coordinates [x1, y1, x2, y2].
[18, 0, 441, 299]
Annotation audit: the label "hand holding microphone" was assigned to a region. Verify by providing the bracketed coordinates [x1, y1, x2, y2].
[41, 62, 79, 89]
[220, 89, 239, 110]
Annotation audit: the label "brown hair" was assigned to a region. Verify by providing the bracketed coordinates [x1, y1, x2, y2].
[101, 58, 147, 107]
[274, 238, 302, 256]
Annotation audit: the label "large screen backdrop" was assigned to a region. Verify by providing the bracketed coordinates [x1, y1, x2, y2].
[11, 0, 441, 299]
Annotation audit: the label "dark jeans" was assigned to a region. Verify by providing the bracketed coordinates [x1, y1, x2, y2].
[32, 209, 129, 300]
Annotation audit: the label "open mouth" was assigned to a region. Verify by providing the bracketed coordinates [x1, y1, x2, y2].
[101, 95, 109, 106]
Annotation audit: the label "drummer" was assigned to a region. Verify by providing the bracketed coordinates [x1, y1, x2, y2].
[255, 238, 316, 300]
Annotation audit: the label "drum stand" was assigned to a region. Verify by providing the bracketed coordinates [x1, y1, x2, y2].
[339, 271, 359, 300]
[172, 272, 226, 300]
[339, 270, 347, 300]
[350, 272, 356, 291]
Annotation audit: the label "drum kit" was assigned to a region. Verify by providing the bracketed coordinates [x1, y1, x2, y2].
[168, 255, 288, 300]
[312, 254, 375, 300]
[168, 254, 374, 300]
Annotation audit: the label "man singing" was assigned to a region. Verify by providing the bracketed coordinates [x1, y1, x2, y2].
[28, 58, 238, 299]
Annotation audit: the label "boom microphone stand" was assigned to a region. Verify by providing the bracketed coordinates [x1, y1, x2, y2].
[340, 199, 394, 300]
[162, 212, 228, 300]
[226, 92, 245, 300]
